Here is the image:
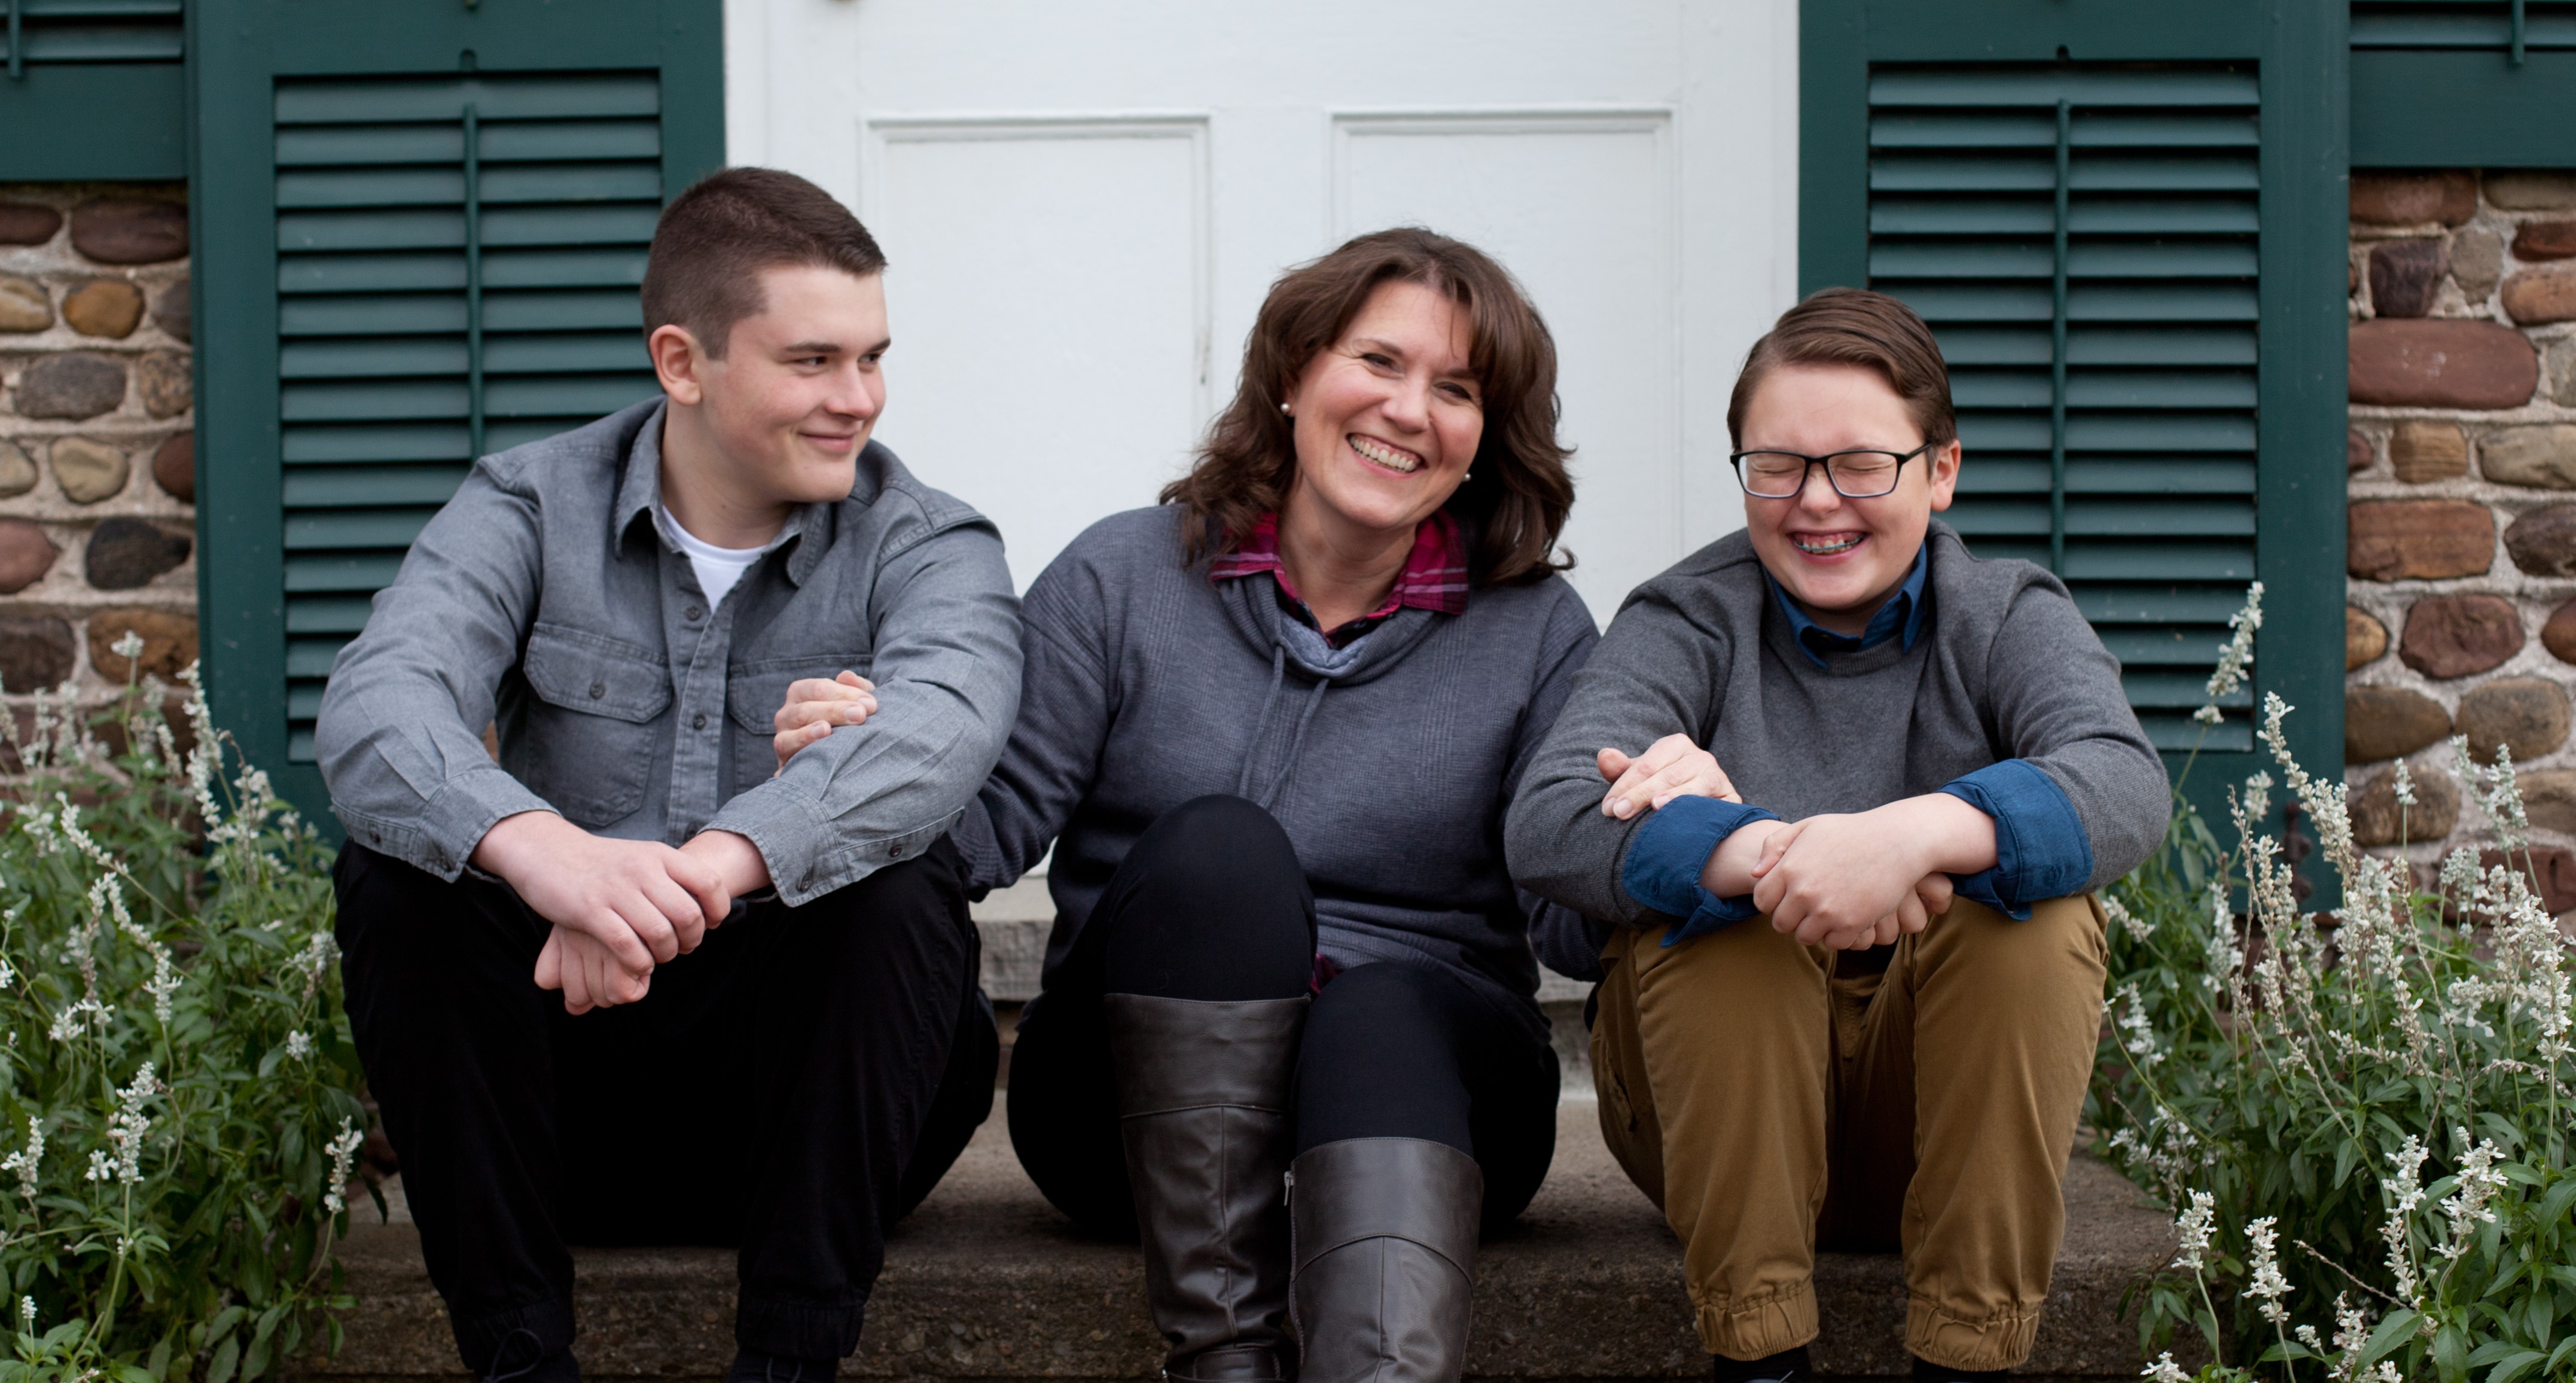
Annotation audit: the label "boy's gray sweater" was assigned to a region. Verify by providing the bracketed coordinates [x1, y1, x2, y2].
[1505, 521, 2169, 979]
[956, 505, 1599, 1037]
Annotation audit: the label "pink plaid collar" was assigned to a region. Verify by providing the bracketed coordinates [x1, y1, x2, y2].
[1210, 509, 1469, 644]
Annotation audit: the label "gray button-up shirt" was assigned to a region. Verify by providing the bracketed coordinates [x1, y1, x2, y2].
[315, 398, 1023, 906]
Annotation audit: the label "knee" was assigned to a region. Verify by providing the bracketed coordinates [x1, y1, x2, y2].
[1916, 895, 2105, 992]
[1127, 795, 1299, 892]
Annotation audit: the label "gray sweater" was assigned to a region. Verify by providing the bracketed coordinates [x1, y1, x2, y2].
[1505, 522, 2169, 978]
[957, 505, 1599, 1035]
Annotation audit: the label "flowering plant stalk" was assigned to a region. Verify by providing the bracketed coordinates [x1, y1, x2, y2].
[2097, 591, 2575, 1383]
[0, 658, 368, 1381]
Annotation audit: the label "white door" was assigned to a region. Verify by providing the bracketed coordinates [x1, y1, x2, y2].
[724, 0, 1799, 620]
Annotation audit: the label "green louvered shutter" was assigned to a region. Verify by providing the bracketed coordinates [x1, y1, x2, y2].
[276, 74, 670, 762]
[0, 0, 184, 178]
[1865, 66, 2262, 752]
[194, 1, 722, 817]
[2351, 1, 2576, 167]
[1801, 1, 2348, 817]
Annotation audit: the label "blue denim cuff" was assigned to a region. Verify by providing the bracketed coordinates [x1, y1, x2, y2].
[1619, 795, 1782, 945]
[1937, 758, 2092, 921]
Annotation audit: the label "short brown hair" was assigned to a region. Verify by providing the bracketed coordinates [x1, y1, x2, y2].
[642, 167, 887, 358]
[1726, 287, 1955, 449]
[1162, 228, 1574, 586]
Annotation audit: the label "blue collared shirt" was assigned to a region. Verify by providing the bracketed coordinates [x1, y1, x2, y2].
[1766, 544, 1932, 669]
[1620, 546, 2093, 943]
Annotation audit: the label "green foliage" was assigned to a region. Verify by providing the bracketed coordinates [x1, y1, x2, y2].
[0, 673, 367, 1379]
[2096, 689, 2575, 1382]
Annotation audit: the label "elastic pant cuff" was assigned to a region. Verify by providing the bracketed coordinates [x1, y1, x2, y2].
[451, 1298, 574, 1373]
[1690, 1281, 1818, 1361]
[737, 1292, 865, 1361]
[1906, 1293, 2042, 1372]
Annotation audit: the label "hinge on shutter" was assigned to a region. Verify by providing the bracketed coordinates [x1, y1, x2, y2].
[2511, 0, 2528, 66]
[5, 0, 20, 82]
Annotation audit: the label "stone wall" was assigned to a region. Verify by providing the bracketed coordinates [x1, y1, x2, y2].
[2345, 169, 2576, 911]
[0, 185, 195, 726]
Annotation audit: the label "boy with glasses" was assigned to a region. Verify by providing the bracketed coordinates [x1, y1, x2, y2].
[1505, 289, 2169, 1382]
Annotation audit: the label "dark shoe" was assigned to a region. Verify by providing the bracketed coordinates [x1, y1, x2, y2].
[1715, 1346, 1811, 1383]
[1288, 1136, 1483, 1383]
[727, 1351, 836, 1383]
[1106, 992, 1307, 1382]
[477, 1327, 578, 1383]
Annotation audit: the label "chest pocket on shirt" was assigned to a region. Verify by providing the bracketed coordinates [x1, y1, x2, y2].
[519, 625, 672, 827]
[727, 653, 874, 796]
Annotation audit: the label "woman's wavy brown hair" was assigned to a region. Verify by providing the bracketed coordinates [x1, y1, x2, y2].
[1161, 227, 1574, 586]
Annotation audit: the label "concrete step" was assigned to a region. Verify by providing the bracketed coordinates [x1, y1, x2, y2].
[297, 1093, 2176, 1381]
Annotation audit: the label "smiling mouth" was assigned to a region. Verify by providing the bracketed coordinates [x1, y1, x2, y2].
[1791, 532, 1864, 556]
[1350, 434, 1423, 474]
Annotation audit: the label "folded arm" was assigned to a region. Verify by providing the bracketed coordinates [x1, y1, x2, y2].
[711, 519, 1023, 906]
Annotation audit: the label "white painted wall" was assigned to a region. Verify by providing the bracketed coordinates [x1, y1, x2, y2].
[724, 0, 1800, 621]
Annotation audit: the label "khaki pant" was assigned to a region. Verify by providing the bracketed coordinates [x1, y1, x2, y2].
[1592, 895, 2107, 1370]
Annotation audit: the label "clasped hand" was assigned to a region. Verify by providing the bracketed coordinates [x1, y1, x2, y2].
[1596, 737, 1976, 951]
[472, 811, 770, 1015]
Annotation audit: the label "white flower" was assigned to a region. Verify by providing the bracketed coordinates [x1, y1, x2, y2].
[2104, 892, 2153, 943]
[2116, 983, 2165, 1071]
[2196, 581, 2264, 724]
[284, 1029, 313, 1061]
[0, 1119, 42, 1202]
[109, 630, 145, 666]
[2391, 759, 2416, 807]
[100, 1062, 159, 1186]
[2437, 1133, 2507, 1260]
[2143, 1353, 2192, 1383]
[83, 1149, 114, 1183]
[2170, 1189, 2216, 1272]
[2245, 1215, 2292, 1324]
[323, 1117, 365, 1217]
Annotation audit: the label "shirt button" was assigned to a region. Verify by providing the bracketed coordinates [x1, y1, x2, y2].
[692, 712, 708, 730]
[589, 681, 605, 699]
[889, 842, 905, 859]
[685, 605, 703, 621]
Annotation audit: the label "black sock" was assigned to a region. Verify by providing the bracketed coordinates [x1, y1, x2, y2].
[1912, 1355, 2007, 1383]
[727, 1351, 838, 1383]
[1714, 1346, 1810, 1383]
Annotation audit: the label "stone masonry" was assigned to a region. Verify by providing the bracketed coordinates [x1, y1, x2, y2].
[0, 185, 195, 728]
[2346, 169, 2576, 913]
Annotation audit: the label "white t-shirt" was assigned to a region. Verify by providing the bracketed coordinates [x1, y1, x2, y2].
[661, 505, 766, 608]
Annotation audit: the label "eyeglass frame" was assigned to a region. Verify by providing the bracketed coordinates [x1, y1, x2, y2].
[1727, 440, 1939, 499]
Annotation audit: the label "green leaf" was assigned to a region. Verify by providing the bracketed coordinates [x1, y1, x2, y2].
[2437, 1323, 2471, 1383]
[2359, 1310, 2421, 1367]
[206, 1336, 238, 1383]
[2483, 1351, 2545, 1383]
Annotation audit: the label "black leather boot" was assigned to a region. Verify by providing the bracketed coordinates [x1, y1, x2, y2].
[1288, 1136, 1484, 1382]
[1106, 993, 1307, 1382]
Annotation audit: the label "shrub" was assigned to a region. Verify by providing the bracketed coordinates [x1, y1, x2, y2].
[2095, 588, 2574, 1383]
[0, 668, 367, 1381]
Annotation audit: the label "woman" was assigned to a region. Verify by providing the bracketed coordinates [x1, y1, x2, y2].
[775, 230, 1666, 1382]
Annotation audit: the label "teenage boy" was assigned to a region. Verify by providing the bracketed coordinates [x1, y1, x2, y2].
[317, 167, 1023, 1383]
[1505, 290, 2169, 1382]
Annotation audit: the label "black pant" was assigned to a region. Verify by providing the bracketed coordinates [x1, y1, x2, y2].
[1005, 795, 1559, 1239]
[335, 838, 998, 1368]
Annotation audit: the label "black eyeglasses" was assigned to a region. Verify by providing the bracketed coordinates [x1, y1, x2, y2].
[1728, 441, 1935, 499]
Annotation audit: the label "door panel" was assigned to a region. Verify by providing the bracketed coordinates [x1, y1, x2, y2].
[1336, 112, 1679, 613]
[865, 120, 1209, 595]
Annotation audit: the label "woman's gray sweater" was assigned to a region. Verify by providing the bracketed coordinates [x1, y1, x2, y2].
[954, 505, 1601, 1037]
[1505, 522, 2170, 978]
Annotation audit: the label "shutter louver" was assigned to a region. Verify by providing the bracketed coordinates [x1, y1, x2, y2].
[1, 0, 181, 68]
[273, 72, 665, 761]
[1865, 65, 2261, 751]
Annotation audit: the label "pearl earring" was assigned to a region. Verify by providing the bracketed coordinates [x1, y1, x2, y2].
[1279, 402, 1291, 415]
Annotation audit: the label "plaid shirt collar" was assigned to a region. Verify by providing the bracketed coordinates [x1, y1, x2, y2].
[1209, 508, 1470, 645]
